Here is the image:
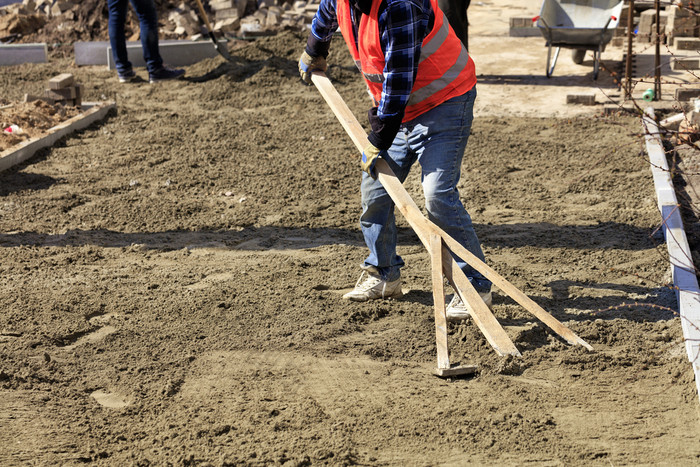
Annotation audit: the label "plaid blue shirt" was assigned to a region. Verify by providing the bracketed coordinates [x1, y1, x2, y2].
[310, 0, 433, 124]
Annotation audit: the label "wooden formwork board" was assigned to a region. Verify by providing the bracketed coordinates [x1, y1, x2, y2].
[0, 101, 116, 173]
[643, 108, 700, 402]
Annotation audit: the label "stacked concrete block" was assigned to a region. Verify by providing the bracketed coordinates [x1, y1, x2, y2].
[672, 58, 700, 70]
[43, 73, 82, 108]
[509, 17, 540, 37]
[675, 37, 700, 50]
[666, 5, 698, 45]
[636, 8, 667, 43]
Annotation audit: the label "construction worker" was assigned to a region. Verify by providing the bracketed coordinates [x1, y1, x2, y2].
[298, 0, 491, 320]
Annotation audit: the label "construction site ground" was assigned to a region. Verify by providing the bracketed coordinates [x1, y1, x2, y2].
[1, 0, 699, 465]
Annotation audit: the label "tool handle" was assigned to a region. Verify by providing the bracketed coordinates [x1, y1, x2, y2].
[193, 0, 215, 33]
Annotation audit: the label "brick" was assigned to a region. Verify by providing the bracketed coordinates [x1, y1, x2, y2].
[209, 0, 236, 9]
[675, 38, 700, 50]
[672, 58, 700, 71]
[215, 7, 239, 20]
[509, 17, 534, 29]
[666, 16, 697, 38]
[668, 5, 694, 19]
[611, 37, 624, 48]
[213, 17, 240, 33]
[675, 88, 700, 101]
[638, 10, 656, 35]
[48, 73, 74, 89]
[23, 93, 54, 105]
[44, 86, 77, 101]
[566, 93, 596, 105]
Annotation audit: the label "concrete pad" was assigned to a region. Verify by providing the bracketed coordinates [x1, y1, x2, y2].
[0, 44, 48, 66]
[106, 39, 229, 70]
[0, 102, 116, 173]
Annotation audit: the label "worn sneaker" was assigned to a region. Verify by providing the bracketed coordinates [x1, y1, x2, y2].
[342, 270, 403, 302]
[149, 65, 185, 83]
[117, 68, 136, 83]
[445, 290, 493, 322]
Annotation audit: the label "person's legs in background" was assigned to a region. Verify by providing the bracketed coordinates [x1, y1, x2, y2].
[437, 0, 470, 51]
[107, 0, 136, 81]
[129, 0, 162, 73]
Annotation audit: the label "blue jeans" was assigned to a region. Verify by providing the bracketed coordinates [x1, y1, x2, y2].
[107, 0, 163, 74]
[360, 87, 490, 292]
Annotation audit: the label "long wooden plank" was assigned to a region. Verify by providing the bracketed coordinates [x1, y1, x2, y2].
[430, 234, 451, 368]
[441, 242, 521, 356]
[311, 71, 591, 351]
[312, 72, 519, 356]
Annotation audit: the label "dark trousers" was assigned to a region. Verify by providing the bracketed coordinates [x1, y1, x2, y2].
[107, 0, 163, 73]
[437, 0, 471, 51]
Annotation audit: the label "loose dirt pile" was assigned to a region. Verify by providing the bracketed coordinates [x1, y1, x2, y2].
[0, 26, 699, 466]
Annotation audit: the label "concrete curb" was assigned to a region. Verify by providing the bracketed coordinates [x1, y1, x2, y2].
[0, 43, 48, 66]
[0, 101, 116, 173]
[643, 108, 700, 402]
[74, 39, 228, 68]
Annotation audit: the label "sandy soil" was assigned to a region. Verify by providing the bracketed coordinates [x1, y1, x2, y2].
[1, 1, 699, 465]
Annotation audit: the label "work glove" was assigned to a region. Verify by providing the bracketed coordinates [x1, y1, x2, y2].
[298, 50, 327, 85]
[361, 143, 385, 179]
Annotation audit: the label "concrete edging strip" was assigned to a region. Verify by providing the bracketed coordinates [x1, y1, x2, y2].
[0, 43, 48, 66]
[643, 108, 700, 402]
[0, 101, 116, 173]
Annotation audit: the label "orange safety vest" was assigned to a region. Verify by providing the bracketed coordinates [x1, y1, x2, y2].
[336, 0, 476, 122]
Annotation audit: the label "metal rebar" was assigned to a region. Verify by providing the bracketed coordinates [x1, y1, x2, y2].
[625, 0, 635, 98]
[654, 0, 661, 100]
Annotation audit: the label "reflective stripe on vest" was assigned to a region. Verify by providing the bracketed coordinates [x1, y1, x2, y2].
[336, 0, 476, 121]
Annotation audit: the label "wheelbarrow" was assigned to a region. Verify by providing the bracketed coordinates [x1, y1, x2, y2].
[533, 0, 624, 79]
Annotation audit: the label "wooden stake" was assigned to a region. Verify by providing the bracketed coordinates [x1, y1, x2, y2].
[430, 233, 450, 369]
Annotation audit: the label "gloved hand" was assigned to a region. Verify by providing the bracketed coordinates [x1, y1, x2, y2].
[298, 50, 327, 85]
[361, 143, 384, 179]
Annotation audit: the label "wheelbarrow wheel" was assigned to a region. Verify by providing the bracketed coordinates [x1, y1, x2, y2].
[546, 45, 561, 78]
[572, 49, 586, 65]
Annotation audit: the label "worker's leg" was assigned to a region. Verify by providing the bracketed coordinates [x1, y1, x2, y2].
[412, 86, 491, 293]
[129, 0, 163, 72]
[107, 0, 133, 76]
[359, 135, 418, 282]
